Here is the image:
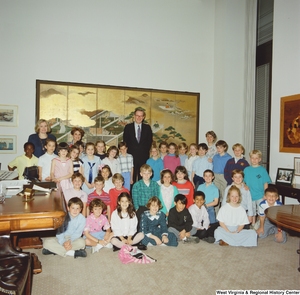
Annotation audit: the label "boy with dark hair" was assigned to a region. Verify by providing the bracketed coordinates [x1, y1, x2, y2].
[257, 187, 287, 243]
[167, 194, 200, 244]
[159, 141, 168, 160]
[8, 142, 38, 179]
[197, 169, 219, 224]
[42, 197, 87, 258]
[87, 175, 111, 217]
[189, 191, 218, 243]
[191, 143, 213, 188]
[212, 140, 232, 205]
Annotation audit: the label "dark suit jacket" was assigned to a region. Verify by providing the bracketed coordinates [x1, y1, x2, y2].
[123, 122, 153, 166]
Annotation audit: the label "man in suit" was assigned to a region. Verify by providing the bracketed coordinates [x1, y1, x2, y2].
[123, 107, 153, 183]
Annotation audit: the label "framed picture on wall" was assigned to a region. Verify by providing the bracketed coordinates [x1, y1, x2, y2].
[280, 94, 300, 153]
[294, 157, 300, 176]
[0, 135, 17, 154]
[36, 80, 200, 147]
[275, 168, 294, 186]
[0, 105, 18, 127]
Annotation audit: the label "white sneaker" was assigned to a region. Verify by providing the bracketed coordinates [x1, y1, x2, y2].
[104, 243, 113, 249]
[92, 244, 103, 254]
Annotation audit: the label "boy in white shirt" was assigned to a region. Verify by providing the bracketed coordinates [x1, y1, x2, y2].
[189, 191, 218, 243]
[257, 187, 287, 243]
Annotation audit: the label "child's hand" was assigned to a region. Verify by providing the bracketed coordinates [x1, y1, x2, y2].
[179, 230, 186, 240]
[127, 237, 133, 245]
[244, 184, 249, 191]
[208, 158, 213, 163]
[45, 176, 51, 181]
[104, 232, 113, 243]
[153, 236, 162, 245]
[63, 240, 72, 251]
[275, 229, 284, 243]
[256, 228, 264, 235]
[161, 235, 169, 244]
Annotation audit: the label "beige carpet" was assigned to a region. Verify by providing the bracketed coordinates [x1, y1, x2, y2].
[30, 235, 300, 295]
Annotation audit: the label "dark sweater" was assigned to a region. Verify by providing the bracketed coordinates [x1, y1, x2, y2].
[167, 207, 193, 232]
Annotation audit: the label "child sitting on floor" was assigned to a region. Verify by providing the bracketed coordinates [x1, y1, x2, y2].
[189, 191, 218, 243]
[256, 187, 287, 243]
[84, 199, 114, 254]
[167, 194, 200, 244]
[140, 197, 178, 247]
[214, 186, 257, 247]
[110, 192, 145, 251]
[42, 197, 87, 258]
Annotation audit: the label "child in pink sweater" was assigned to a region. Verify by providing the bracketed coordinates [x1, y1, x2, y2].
[163, 142, 181, 174]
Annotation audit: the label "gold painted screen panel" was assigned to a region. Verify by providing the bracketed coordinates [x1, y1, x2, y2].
[36, 80, 200, 147]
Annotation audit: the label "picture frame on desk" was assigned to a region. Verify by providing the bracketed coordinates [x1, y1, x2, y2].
[294, 157, 300, 176]
[275, 168, 294, 186]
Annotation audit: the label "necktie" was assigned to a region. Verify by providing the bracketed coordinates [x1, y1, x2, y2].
[88, 162, 95, 183]
[137, 125, 141, 143]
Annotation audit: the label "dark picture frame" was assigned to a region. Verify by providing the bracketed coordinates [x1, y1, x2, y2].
[36, 80, 200, 147]
[275, 168, 294, 186]
[280, 94, 300, 153]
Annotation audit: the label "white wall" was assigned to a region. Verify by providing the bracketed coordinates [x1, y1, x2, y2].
[213, 0, 247, 146]
[270, 0, 300, 186]
[0, 0, 248, 168]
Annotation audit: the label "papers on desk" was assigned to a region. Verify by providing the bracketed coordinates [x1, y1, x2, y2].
[1, 179, 30, 197]
[32, 184, 52, 193]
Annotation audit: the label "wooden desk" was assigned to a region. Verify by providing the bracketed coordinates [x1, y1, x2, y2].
[0, 189, 66, 274]
[0, 190, 66, 241]
[265, 205, 300, 271]
[269, 183, 300, 204]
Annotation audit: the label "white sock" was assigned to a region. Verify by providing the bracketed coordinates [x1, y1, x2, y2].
[95, 244, 103, 251]
[66, 250, 75, 257]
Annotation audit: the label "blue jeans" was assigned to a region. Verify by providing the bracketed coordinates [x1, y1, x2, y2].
[258, 218, 287, 243]
[207, 206, 217, 224]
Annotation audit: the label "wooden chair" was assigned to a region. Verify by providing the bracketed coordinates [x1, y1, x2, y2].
[0, 235, 32, 295]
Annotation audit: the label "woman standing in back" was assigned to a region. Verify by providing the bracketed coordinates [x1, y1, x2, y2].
[28, 119, 56, 158]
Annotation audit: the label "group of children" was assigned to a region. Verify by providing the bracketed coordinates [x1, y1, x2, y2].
[7, 130, 286, 259]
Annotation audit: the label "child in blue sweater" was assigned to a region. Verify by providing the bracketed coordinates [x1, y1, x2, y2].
[212, 140, 232, 205]
[42, 197, 87, 258]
